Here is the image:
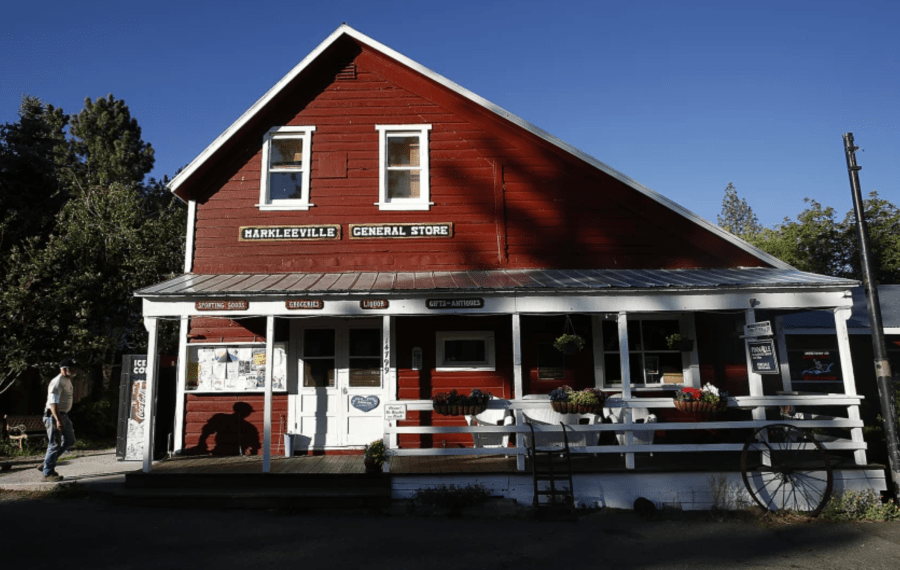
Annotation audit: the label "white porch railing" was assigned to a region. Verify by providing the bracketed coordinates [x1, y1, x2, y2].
[382, 394, 868, 472]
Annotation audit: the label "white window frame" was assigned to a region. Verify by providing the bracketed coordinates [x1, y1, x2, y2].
[258, 126, 316, 210]
[436, 331, 495, 372]
[375, 124, 432, 211]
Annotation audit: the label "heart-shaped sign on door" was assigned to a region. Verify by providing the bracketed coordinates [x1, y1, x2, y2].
[351, 395, 380, 413]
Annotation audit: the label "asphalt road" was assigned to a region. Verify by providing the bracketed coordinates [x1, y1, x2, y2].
[2, 493, 899, 570]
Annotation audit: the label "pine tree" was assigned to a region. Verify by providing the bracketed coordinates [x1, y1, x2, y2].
[717, 182, 761, 238]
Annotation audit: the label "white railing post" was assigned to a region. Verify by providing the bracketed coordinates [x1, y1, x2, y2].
[835, 306, 868, 465]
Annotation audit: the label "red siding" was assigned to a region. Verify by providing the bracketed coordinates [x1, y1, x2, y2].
[184, 38, 767, 275]
[182, 394, 289, 456]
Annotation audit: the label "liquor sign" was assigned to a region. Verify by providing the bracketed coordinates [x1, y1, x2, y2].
[744, 321, 773, 337]
[426, 298, 484, 309]
[748, 338, 780, 374]
[195, 300, 249, 311]
[286, 299, 324, 310]
[239, 225, 340, 241]
[349, 222, 453, 239]
[360, 299, 389, 310]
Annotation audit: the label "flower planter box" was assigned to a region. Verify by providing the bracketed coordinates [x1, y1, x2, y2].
[673, 400, 728, 414]
[433, 403, 489, 417]
[550, 401, 603, 414]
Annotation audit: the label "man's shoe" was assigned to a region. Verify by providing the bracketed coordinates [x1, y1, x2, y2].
[36, 464, 45, 472]
[42, 473, 64, 482]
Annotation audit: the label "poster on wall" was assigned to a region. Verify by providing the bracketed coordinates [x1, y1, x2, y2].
[186, 344, 287, 392]
[788, 349, 842, 382]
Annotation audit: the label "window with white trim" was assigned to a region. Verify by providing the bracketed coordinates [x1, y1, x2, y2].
[259, 126, 315, 210]
[599, 317, 692, 388]
[375, 124, 431, 210]
[436, 331, 495, 371]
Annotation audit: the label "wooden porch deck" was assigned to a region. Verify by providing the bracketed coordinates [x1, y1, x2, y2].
[147, 451, 770, 475]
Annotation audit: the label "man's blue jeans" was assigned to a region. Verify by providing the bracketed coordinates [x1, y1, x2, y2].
[43, 413, 75, 476]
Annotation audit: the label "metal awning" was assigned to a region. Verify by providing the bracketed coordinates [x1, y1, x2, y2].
[136, 268, 857, 299]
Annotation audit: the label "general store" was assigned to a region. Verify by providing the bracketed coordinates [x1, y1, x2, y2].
[134, 25, 887, 511]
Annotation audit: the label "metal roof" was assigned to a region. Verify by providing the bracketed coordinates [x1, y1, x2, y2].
[136, 268, 857, 299]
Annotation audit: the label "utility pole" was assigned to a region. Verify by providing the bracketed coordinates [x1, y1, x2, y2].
[843, 132, 900, 497]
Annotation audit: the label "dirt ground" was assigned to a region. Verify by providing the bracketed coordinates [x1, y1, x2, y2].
[2, 489, 900, 570]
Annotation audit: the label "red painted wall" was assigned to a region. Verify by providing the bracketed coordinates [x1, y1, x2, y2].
[182, 37, 767, 275]
[182, 394, 289, 456]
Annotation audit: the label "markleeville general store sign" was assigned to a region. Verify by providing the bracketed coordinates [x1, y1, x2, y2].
[238, 223, 453, 241]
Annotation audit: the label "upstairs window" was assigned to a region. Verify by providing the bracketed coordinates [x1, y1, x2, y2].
[375, 124, 432, 211]
[259, 126, 315, 210]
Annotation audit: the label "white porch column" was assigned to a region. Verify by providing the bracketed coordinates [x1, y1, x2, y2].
[263, 316, 274, 473]
[774, 316, 793, 393]
[142, 317, 160, 473]
[835, 306, 867, 465]
[383, 315, 397, 468]
[617, 313, 631, 399]
[512, 313, 523, 398]
[512, 313, 526, 471]
[173, 316, 189, 454]
[744, 309, 767, 422]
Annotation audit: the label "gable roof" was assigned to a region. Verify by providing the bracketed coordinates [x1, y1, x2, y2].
[167, 24, 791, 270]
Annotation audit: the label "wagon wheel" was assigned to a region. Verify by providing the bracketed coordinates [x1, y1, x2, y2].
[740, 424, 833, 517]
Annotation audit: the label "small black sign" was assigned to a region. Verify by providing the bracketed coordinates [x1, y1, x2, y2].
[748, 339, 780, 375]
[426, 298, 484, 309]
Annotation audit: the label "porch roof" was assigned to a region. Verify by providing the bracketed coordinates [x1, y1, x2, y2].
[136, 267, 857, 299]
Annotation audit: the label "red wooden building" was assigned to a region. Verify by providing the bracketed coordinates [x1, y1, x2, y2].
[136, 25, 884, 509]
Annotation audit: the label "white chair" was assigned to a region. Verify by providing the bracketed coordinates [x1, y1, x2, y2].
[465, 403, 515, 449]
[522, 406, 602, 451]
[603, 394, 657, 454]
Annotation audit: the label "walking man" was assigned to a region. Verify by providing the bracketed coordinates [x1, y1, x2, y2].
[42, 357, 78, 482]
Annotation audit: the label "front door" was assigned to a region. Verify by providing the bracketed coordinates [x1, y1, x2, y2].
[291, 319, 385, 449]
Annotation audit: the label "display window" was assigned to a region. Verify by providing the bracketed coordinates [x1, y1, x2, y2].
[186, 343, 288, 392]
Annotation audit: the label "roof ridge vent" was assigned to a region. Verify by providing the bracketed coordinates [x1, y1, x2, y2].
[336, 62, 357, 81]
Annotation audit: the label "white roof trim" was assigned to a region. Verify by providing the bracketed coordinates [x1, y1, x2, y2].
[167, 24, 792, 270]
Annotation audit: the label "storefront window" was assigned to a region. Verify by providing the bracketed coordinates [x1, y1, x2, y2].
[602, 318, 685, 387]
[349, 328, 381, 387]
[786, 336, 843, 385]
[303, 329, 335, 388]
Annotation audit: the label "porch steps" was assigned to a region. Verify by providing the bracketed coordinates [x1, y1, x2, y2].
[119, 472, 392, 510]
[528, 423, 576, 520]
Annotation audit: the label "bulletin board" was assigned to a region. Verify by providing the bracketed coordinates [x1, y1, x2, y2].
[185, 344, 288, 392]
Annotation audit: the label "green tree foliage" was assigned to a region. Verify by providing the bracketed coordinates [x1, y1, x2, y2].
[747, 192, 899, 284]
[0, 95, 185, 395]
[0, 96, 69, 253]
[717, 182, 761, 238]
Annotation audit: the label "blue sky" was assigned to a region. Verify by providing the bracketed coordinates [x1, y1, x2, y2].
[2, 0, 897, 228]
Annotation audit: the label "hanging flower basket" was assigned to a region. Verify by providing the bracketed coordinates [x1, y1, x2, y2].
[431, 389, 492, 416]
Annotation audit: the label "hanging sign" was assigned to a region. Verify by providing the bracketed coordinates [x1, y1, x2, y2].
[351, 395, 380, 413]
[349, 222, 453, 239]
[748, 338, 780, 374]
[426, 298, 484, 309]
[744, 321, 773, 337]
[239, 225, 340, 241]
[286, 299, 324, 310]
[361, 299, 389, 310]
[195, 300, 249, 311]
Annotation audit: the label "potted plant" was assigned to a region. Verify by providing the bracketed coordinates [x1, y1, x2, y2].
[363, 439, 387, 473]
[673, 383, 729, 413]
[432, 389, 492, 416]
[666, 333, 694, 352]
[553, 333, 586, 355]
[549, 385, 605, 414]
